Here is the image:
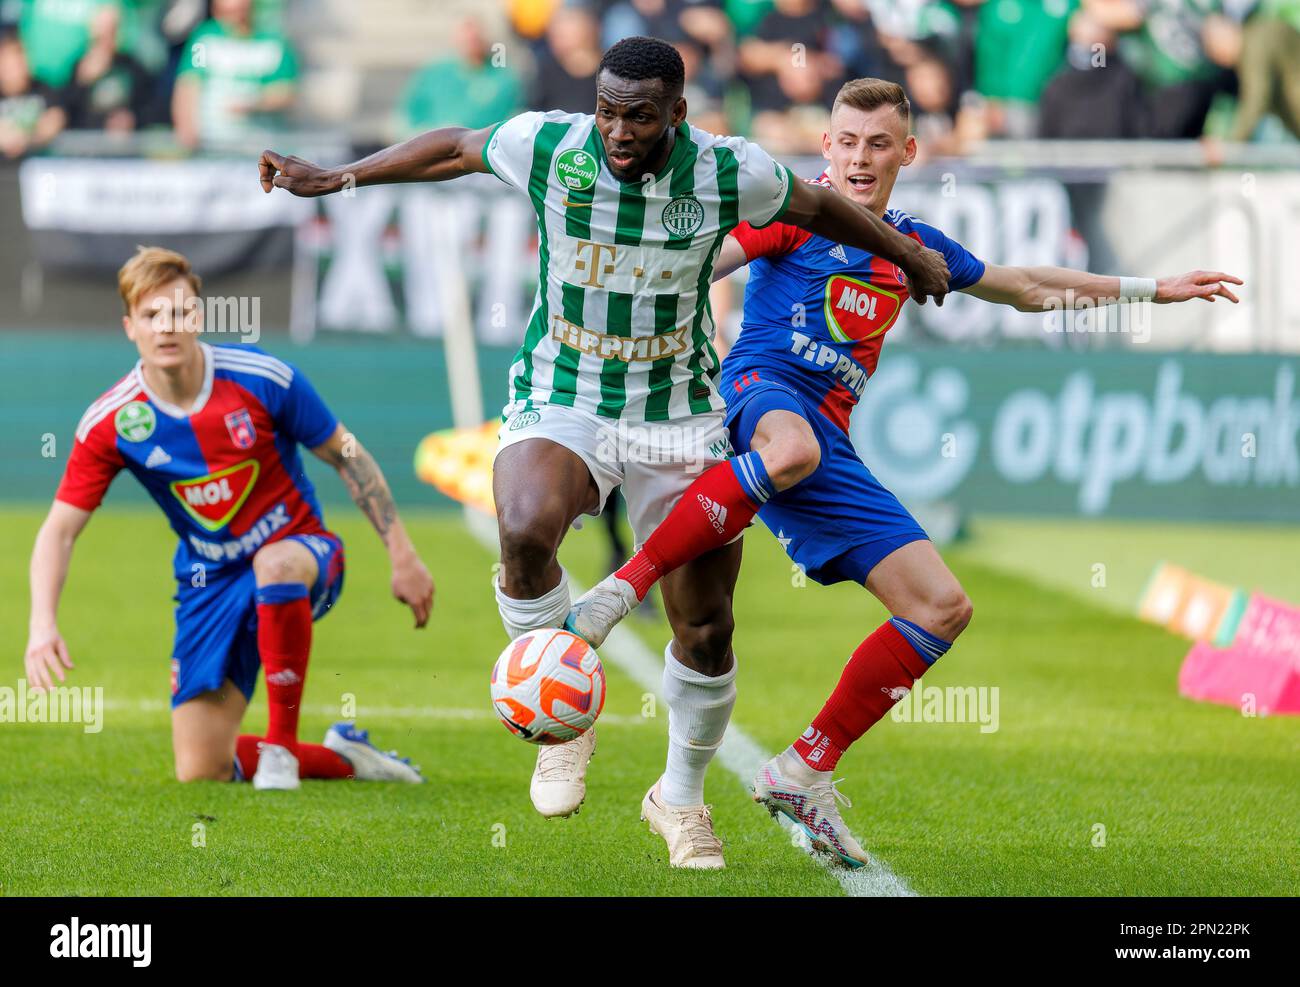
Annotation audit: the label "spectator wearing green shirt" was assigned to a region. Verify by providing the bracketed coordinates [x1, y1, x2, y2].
[1086, 0, 1236, 138]
[0, 27, 70, 156]
[171, 0, 297, 150]
[397, 16, 522, 138]
[972, 0, 1079, 137]
[19, 0, 120, 89]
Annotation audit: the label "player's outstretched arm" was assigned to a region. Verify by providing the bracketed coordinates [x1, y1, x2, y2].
[965, 264, 1243, 312]
[259, 125, 495, 197]
[780, 180, 951, 305]
[311, 424, 435, 628]
[25, 501, 92, 691]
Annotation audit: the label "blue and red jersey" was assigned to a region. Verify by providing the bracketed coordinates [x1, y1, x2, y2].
[723, 173, 985, 432]
[56, 343, 339, 580]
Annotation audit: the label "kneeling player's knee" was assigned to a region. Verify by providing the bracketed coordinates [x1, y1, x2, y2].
[175, 759, 232, 783]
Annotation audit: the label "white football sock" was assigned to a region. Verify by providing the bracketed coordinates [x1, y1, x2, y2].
[660, 641, 737, 807]
[494, 566, 572, 639]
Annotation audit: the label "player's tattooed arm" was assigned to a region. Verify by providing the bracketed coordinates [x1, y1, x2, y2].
[781, 180, 951, 305]
[965, 264, 1243, 311]
[312, 425, 435, 627]
[259, 126, 493, 196]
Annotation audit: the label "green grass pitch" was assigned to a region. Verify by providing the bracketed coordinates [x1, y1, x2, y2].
[1, 506, 1296, 896]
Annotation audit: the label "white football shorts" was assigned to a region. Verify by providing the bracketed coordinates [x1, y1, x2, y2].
[495, 402, 736, 545]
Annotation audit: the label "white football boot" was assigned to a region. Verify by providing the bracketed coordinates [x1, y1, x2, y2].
[252, 742, 300, 791]
[563, 574, 641, 648]
[752, 748, 869, 868]
[530, 728, 596, 817]
[640, 779, 725, 870]
[323, 722, 425, 783]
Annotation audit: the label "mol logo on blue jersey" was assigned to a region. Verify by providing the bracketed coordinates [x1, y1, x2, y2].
[823, 274, 902, 344]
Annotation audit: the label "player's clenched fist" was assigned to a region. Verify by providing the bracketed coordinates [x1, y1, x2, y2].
[259, 149, 339, 196]
[901, 243, 951, 307]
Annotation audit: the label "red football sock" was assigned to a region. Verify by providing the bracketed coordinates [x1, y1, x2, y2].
[235, 735, 353, 780]
[256, 584, 313, 753]
[793, 620, 933, 772]
[616, 456, 767, 599]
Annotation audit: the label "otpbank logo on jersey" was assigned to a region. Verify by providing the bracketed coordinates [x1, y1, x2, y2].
[169, 460, 260, 531]
[554, 148, 598, 191]
[224, 408, 256, 449]
[823, 275, 903, 343]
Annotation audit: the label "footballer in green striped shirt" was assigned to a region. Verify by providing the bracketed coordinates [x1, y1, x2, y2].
[259, 35, 951, 869]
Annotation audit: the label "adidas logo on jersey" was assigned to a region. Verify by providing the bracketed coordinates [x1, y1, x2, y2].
[697, 494, 728, 534]
[144, 446, 172, 469]
[829, 244, 849, 264]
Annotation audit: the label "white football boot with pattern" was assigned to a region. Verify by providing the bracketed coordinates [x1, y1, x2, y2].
[640, 780, 725, 869]
[323, 722, 425, 783]
[563, 574, 640, 648]
[530, 728, 596, 817]
[752, 749, 869, 868]
[252, 742, 300, 791]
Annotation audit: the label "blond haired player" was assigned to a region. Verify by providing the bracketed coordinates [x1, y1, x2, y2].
[25, 247, 434, 789]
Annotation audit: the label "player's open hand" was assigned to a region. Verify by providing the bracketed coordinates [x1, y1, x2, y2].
[902, 244, 950, 306]
[392, 555, 435, 629]
[24, 626, 74, 692]
[1156, 271, 1243, 304]
[259, 149, 339, 196]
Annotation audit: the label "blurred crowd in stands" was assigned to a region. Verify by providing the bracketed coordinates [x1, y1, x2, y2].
[3, 0, 1299, 160]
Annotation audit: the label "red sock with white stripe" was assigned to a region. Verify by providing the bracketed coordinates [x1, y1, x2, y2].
[792, 619, 944, 772]
[615, 452, 775, 599]
[235, 735, 353, 779]
[256, 583, 312, 754]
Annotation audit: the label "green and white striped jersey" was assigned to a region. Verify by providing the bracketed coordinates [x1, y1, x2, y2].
[483, 110, 794, 422]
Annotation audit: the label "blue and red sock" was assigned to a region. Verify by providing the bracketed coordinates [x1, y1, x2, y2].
[793, 617, 952, 771]
[256, 582, 312, 754]
[615, 452, 774, 599]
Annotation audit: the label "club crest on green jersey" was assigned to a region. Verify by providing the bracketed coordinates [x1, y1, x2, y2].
[555, 149, 598, 192]
[662, 195, 704, 237]
[115, 401, 156, 442]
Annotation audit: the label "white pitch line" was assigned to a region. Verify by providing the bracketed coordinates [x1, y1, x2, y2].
[466, 522, 916, 897]
[99, 698, 649, 727]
